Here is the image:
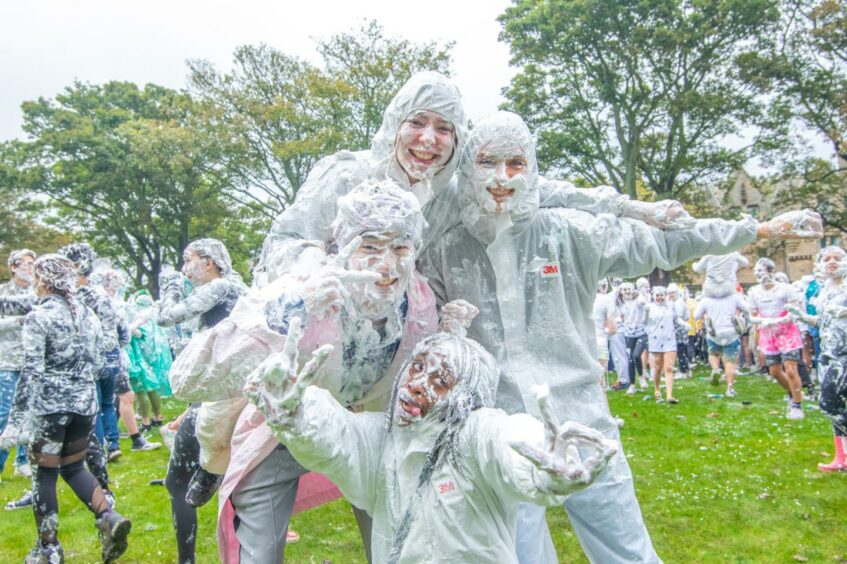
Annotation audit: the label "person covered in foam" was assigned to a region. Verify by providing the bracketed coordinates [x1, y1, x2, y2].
[692, 251, 749, 298]
[171, 179, 446, 562]
[788, 246, 847, 470]
[247, 319, 618, 564]
[418, 110, 823, 563]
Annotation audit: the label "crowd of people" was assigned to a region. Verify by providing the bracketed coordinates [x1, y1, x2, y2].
[597, 252, 832, 419]
[0, 71, 841, 564]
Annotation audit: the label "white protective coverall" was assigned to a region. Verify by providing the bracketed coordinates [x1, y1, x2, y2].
[258, 332, 610, 564]
[255, 71, 684, 287]
[692, 252, 749, 298]
[419, 111, 760, 563]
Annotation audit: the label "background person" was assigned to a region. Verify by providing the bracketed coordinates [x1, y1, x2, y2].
[0, 254, 131, 563]
[0, 249, 36, 480]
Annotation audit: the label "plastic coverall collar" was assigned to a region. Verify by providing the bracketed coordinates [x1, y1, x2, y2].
[457, 111, 540, 246]
[370, 71, 467, 204]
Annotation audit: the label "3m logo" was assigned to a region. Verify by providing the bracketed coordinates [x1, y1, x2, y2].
[437, 481, 455, 495]
[540, 264, 559, 278]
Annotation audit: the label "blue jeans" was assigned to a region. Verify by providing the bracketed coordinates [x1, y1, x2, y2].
[0, 370, 28, 471]
[95, 365, 121, 452]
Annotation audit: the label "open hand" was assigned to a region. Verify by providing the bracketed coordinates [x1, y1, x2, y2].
[510, 384, 618, 493]
[245, 316, 333, 427]
[301, 237, 381, 319]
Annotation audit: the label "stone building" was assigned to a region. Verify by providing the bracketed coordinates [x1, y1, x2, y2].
[683, 170, 840, 288]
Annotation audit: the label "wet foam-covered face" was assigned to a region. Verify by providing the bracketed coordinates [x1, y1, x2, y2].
[754, 260, 774, 284]
[620, 284, 635, 301]
[346, 231, 416, 321]
[182, 250, 217, 285]
[819, 248, 847, 280]
[395, 349, 458, 426]
[11, 255, 35, 284]
[394, 110, 455, 183]
[470, 140, 529, 214]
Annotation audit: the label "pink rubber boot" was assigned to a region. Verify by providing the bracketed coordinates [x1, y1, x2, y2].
[818, 436, 847, 472]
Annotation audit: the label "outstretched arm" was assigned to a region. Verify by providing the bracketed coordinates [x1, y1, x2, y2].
[539, 178, 695, 230]
[599, 210, 822, 281]
[0, 294, 34, 317]
[158, 276, 230, 327]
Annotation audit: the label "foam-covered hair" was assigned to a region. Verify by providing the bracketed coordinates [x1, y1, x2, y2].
[386, 331, 498, 431]
[331, 178, 427, 250]
[185, 238, 233, 276]
[59, 243, 96, 276]
[34, 254, 78, 295]
[755, 257, 776, 272]
[7, 248, 36, 269]
[816, 245, 846, 263]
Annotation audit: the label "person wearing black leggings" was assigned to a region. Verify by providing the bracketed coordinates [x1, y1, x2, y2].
[157, 238, 244, 563]
[619, 282, 648, 390]
[0, 253, 130, 563]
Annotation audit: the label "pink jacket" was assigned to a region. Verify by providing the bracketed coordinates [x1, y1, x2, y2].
[218, 271, 439, 562]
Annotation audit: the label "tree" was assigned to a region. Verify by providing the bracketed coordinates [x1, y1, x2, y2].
[3, 81, 251, 295]
[499, 0, 780, 199]
[740, 0, 847, 166]
[770, 158, 847, 236]
[317, 19, 454, 148]
[188, 20, 453, 215]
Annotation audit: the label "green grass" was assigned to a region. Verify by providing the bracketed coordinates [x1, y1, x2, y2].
[1, 365, 845, 563]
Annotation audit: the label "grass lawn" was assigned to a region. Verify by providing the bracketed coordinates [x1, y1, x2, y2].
[1, 364, 845, 563]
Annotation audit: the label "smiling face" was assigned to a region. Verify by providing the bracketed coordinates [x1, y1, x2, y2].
[470, 141, 529, 214]
[394, 110, 455, 184]
[395, 349, 458, 427]
[346, 232, 416, 321]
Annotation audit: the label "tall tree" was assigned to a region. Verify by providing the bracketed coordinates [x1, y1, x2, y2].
[4, 81, 248, 295]
[317, 19, 454, 148]
[188, 20, 453, 215]
[738, 0, 847, 232]
[499, 0, 780, 199]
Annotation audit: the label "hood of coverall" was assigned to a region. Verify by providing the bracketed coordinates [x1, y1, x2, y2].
[457, 111, 540, 246]
[370, 71, 468, 205]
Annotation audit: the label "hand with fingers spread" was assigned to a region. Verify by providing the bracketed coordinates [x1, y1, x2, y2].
[300, 236, 382, 319]
[439, 299, 480, 337]
[509, 384, 618, 495]
[244, 316, 334, 428]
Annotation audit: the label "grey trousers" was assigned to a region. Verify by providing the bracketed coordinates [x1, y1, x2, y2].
[231, 444, 373, 563]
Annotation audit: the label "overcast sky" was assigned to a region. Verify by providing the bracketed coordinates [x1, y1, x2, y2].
[0, 0, 514, 141]
[1, 0, 833, 170]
